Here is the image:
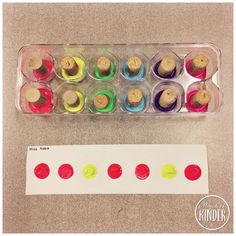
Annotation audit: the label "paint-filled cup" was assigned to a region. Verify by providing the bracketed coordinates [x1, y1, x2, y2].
[185, 81, 221, 112]
[120, 52, 149, 81]
[152, 81, 184, 113]
[19, 82, 54, 114]
[150, 49, 183, 81]
[53, 52, 86, 83]
[87, 51, 119, 81]
[184, 51, 217, 80]
[54, 82, 85, 114]
[119, 82, 150, 114]
[21, 51, 54, 82]
[86, 81, 117, 114]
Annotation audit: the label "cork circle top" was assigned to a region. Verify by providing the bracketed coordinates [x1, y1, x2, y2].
[62, 90, 78, 106]
[93, 94, 109, 109]
[94, 56, 116, 80]
[127, 56, 142, 74]
[60, 56, 86, 81]
[24, 88, 41, 103]
[127, 88, 143, 106]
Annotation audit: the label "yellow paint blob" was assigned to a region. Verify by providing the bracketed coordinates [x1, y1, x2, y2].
[82, 164, 97, 179]
[162, 163, 177, 179]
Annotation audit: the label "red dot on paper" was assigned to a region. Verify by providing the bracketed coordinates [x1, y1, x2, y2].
[58, 164, 74, 179]
[184, 164, 202, 181]
[108, 164, 122, 179]
[34, 163, 50, 179]
[135, 164, 150, 180]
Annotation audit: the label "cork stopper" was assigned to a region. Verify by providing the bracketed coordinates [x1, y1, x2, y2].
[61, 57, 78, 76]
[127, 56, 142, 75]
[97, 57, 111, 76]
[62, 90, 80, 107]
[190, 54, 209, 73]
[158, 56, 176, 77]
[28, 56, 47, 75]
[24, 88, 46, 105]
[159, 89, 177, 108]
[94, 94, 109, 109]
[127, 88, 143, 107]
[191, 89, 211, 107]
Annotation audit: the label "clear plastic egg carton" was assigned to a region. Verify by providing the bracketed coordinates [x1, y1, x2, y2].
[16, 43, 222, 116]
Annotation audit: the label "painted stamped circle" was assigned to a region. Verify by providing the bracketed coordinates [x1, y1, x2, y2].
[135, 164, 150, 180]
[162, 163, 177, 179]
[108, 163, 122, 179]
[58, 164, 74, 179]
[184, 164, 202, 181]
[34, 163, 50, 179]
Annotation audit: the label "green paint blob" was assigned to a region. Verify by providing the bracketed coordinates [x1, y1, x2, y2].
[82, 164, 97, 179]
[94, 89, 116, 113]
[162, 163, 177, 179]
[95, 62, 115, 80]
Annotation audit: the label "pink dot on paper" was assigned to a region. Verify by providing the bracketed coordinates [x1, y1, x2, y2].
[184, 164, 202, 181]
[135, 164, 150, 180]
[58, 164, 74, 179]
[34, 163, 50, 179]
[108, 164, 122, 179]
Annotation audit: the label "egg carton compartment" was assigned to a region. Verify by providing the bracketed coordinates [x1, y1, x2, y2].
[16, 43, 222, 116]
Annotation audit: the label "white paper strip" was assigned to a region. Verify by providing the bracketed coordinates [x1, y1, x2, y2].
[26, 144, 208, 195]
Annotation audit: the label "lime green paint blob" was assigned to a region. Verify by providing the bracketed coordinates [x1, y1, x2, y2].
[82, 164, 97, 179]
[162, 163, 177, 179]
[63, 91, 85, 113]
[94, 90, 116, 113]
[95, 62, 115, 80]
[61, 57, 85, 81]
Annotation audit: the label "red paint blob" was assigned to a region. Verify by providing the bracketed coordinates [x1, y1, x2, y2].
[107, 164, 122, 179]
[28, 88, 54, 113]
[34, 163, 50, 179]
[135, 164, 150, 180]
[184, 164, 202, 181]
[58, 164, 74, 179]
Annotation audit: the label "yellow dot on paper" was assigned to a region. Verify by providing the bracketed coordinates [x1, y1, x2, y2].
[162, 163, 177, 179]
[82, 164, 97, 179]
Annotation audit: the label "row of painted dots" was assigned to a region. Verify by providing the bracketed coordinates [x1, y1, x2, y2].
[34, 163, 202, 181]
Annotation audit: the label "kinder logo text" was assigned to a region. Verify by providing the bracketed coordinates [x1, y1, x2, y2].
[195, 195, 230, 230]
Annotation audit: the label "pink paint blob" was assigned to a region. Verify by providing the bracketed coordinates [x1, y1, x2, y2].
[186, 90, 208, 112]
[58, 164, 74, 179]
[28, 88, 54, 113]
[184, 164, 202, 181]
[185, 60, 206, 79]
[107, 164, 122, 179]
[34, 163, 50, 179]
[32, 59, 54, 80]
[135, 164, 150, 180]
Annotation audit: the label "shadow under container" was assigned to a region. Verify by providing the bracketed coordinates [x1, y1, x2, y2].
[18, 82, 54, 114]
[87, 51, 119, 81]
[86, 81, 117, 114]
[120, 52, 149, 81]
[150, 49, 183, 81]
[53, 49, 86, 83]
[54, 82, 85, 114]
[119, 82, 150, 114]
[152, 81, 184, 113]
[186, 81, 222, 113]
[20, 49, 54, 83]
[184, 50, 218, 80]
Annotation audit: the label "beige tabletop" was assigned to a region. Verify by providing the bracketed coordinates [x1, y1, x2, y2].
[3, 3, 233, 233]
